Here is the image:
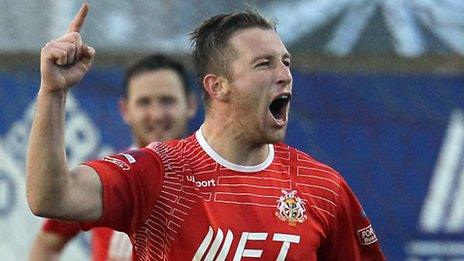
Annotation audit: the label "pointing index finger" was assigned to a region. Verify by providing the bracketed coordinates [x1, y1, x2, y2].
[66, 2, 89, 34]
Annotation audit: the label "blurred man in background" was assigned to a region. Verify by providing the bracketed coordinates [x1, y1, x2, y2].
[29, 53, 197, 261]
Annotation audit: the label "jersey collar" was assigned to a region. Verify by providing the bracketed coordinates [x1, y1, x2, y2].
[195, 126, 274, 173]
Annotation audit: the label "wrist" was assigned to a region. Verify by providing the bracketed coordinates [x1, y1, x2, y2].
[38, 84, 68, 98]
[37, 87, 68, 107]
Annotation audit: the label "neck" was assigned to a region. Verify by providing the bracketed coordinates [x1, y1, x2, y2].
[201, 118, 269, 166]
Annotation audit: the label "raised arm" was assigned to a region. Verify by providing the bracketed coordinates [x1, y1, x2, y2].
[27, 2, 102, 221]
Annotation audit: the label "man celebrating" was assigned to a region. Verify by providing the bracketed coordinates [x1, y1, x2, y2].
[27, 3, 385, 260]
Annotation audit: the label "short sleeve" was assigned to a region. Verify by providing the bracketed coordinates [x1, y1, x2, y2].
[80, 147, 164, 234]
[318, 177, 385, 260]
[42, 219, 81, 240]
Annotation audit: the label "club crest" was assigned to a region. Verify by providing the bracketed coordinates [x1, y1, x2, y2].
[275, 189, 307, 226]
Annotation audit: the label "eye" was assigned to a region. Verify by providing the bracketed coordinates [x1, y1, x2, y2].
[136, 97, 151, 106]
[159, 96, 177, 106]
[255, 61, 271, 68]
[282, 59, 291, 67]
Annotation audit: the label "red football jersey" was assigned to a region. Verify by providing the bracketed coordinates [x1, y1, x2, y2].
[82, 130, 385, 260]
[42, 220, 132, 260]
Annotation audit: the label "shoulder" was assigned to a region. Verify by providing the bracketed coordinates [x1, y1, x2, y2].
[144, 134, 203, 172]
[146, 134, 198, 156]
[276, 143, 348, 197]
[276, 143, 343, 179]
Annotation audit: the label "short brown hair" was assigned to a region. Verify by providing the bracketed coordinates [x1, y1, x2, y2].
[122, 54, 191, 99]
[190, 11, 275, 107]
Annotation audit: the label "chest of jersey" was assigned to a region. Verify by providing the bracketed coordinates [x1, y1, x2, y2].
[135, 165, 336, 261]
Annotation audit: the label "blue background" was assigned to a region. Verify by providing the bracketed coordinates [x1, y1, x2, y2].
[1, 69, 463, 260]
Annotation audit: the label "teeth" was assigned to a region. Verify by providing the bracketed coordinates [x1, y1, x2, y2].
[279, 94, 289, 100]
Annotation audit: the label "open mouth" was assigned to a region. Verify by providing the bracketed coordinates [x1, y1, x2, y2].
[269, 93, 291, 120]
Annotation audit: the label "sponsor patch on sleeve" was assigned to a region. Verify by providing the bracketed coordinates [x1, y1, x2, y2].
[120, 153, 136, 163]
[357, 224, 378, 246]
[102, 156, 130, 171]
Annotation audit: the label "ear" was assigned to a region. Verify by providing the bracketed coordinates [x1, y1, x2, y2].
[203, 73, 230, 102]
[118, 98, 130, 124]
[187, 93, 198, 119]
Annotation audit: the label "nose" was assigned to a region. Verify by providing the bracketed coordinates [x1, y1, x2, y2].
[147, 101, 167, 121]
[277, 62, 292, 87]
